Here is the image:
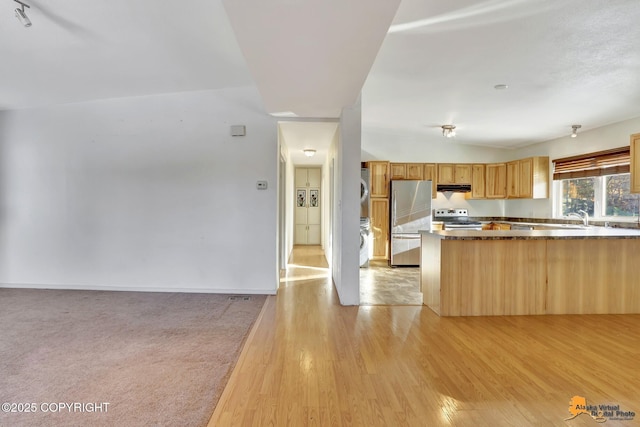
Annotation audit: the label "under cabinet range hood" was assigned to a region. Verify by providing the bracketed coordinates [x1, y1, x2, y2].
[436, 184, 472, 193]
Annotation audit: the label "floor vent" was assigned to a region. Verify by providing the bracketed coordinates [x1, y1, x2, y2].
[228, 296, 252, 301]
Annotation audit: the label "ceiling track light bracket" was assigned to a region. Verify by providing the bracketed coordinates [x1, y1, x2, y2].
[441, 125, 456, 138]
[14, 0, 32, 27]
[571, 124, 582, 138]
[14, 0, 30, 9]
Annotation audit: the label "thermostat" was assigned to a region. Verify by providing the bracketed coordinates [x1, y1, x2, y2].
[256, 181, 268, 190]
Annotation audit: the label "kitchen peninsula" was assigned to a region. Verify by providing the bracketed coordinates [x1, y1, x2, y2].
[420, 228, 640, 316]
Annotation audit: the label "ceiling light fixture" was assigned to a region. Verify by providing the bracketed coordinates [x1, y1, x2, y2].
[14, 0, 32, 27]
[441, 125, 456, 138]
[303, 149, 316, 157]
[571, 124, 582, 138]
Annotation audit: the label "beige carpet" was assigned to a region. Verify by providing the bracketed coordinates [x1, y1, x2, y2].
[0, 288, 266, 427]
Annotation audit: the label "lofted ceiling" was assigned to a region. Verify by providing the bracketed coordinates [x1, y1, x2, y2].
[2, 0, 640, 150]
[364, 0, 640, 148]
[0, 0, 253, 110]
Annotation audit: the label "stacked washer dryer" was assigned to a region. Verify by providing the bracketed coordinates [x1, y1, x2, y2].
[360, 168, 371, 267]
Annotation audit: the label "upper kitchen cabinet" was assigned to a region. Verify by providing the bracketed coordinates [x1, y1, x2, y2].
[366, 161, 390, 198]
[437, 164, 472, 184]
[390, 163, 406, 180]
[632, 133, 640, 193]
[470, 164, 486, 199]
[390, 163, 424, 180]
[506, 157, 549, 199]
[506, 161, 519, 198]
[423, 163, 437, 199]
[406, 163, 424, 180]
[485, 163, 507, 199]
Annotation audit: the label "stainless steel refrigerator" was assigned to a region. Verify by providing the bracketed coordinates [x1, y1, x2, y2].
[390, 180, 432, 266]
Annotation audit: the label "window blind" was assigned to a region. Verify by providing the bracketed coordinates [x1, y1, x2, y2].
[552, 146, 630, 180]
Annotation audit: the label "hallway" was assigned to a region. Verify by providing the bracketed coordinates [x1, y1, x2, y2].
[282, 245, 422, 306]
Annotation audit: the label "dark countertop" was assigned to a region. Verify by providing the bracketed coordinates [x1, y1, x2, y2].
[419, 228, 640, 240]
[473, 216, 640, 229]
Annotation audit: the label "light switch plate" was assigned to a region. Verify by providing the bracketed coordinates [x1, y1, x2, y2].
[256, 180, 268, 190]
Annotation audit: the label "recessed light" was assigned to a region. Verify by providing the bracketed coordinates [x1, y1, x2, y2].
[494, 84, 508, 90]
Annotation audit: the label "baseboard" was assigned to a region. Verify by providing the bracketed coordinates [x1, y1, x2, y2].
[0, 282, 277, 295]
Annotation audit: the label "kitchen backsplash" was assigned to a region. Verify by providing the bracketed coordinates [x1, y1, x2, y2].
[432, 192, 505, 217]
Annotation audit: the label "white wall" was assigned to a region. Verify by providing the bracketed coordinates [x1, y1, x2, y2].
[276, 131, 292, 272]
[322, 130, 337, 256]
[362, 127, 511, 163]
[363, 117, 640, 218]
[277, 129, 296, 267]
[331, 103, 361, 305]
[362, 128, 511, 216]
[433, 193, 506, 217]
[0, 87, 279, 294]
[506, 116, 640, 218]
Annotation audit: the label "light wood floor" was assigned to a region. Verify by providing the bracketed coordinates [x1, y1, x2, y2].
[209, 246, 640, 426]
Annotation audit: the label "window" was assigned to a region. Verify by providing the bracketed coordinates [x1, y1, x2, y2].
[553, 147, 640, 220]
[558, 177, 595, 216]
[555, 174, 639, 219]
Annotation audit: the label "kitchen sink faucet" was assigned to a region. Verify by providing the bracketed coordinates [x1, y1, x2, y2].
[567, 210, 589, 226]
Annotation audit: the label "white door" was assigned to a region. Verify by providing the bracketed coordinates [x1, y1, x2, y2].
[295, 167, 321, 245]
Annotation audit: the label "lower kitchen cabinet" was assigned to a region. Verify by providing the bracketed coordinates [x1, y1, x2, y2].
[371, 198, 389, 260]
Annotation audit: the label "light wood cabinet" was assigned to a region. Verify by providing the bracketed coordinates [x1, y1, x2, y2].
[437, 164, 455, 184]
[485, 163, 507, 199]
[390, 163, 425, 180]
[367, 161, 390, 198]
[389, 163, 434, 198]
[506, 157, 549, 199]
[390, 163, 406, 180]
[406, 163, 424, 180]
[519, 157, 534, 198]
[506, 161, 519, 198]
[366, 161, 390, 260]
[632, 133, 640, 193]
[437, 164, 472, 184]
[370, 198, 389, 260]
[423, 163, 437, 199]
[470, 164, 486, 199]
[455, 164, 472, 184]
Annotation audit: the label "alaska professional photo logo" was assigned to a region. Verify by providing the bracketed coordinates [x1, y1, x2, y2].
[565, 396, 636, 423]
